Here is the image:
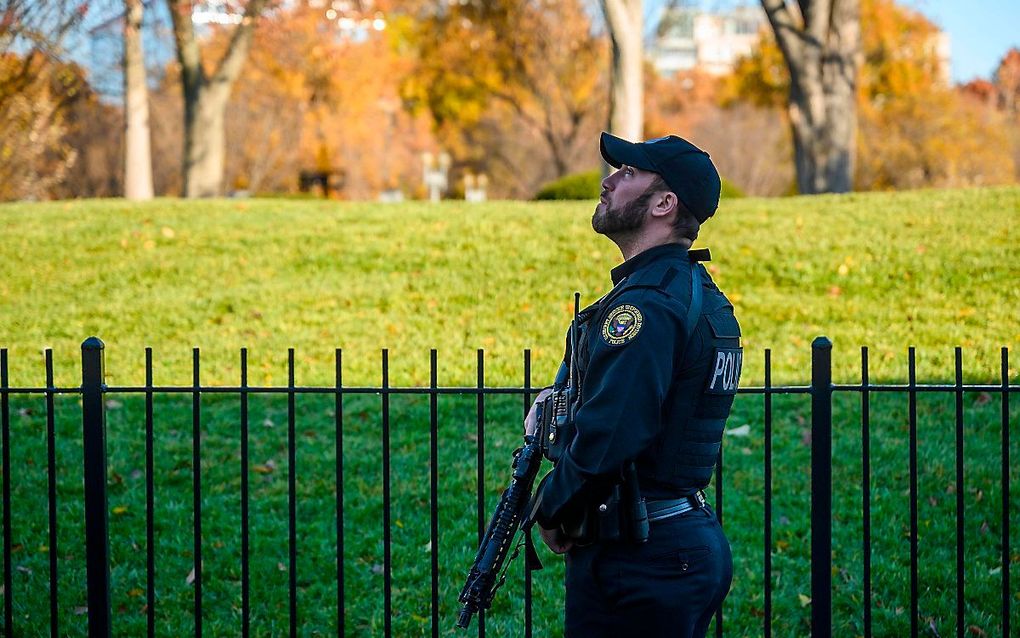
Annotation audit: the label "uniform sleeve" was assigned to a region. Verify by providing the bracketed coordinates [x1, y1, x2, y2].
[535, 289, 683, 528]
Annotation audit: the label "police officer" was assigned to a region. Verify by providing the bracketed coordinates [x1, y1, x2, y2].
[525, 132, 742, 638]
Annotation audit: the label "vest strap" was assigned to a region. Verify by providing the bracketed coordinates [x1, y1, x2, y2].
[684, 263, 703, 348]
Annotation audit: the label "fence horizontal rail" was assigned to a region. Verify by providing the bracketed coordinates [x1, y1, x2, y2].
[3, 383, 1019, 395]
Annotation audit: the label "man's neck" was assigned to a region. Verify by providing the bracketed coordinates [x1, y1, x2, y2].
[612, 234, 692, 261]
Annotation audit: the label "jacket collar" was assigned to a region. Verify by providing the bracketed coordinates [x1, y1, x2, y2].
[610, 243, 689, 285]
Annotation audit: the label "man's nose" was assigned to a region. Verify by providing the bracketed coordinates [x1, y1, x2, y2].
[601, 174, 614, 191]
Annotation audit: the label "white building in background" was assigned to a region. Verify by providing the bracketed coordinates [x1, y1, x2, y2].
[651, 1, 952, 83]
[652, 2, 766, 77]
[931, 31, 953, 86]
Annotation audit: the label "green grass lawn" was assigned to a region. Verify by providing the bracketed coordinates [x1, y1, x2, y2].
[1, 189, 1018, 636]
[1, 187, 1018, 387]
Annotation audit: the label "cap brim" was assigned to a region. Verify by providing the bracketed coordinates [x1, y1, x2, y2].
[600, 132, 658, 172]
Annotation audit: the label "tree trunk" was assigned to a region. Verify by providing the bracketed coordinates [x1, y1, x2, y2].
[123, 0, 153, 200]
[762, 0, 860, 194]
[601, 0, 643, 141]
[168, 0, 267, 198]
[182, 87, 229, 198]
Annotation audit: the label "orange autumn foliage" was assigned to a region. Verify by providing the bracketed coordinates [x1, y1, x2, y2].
[722, 0, 1017, 190]
[201, 4, 435, 197]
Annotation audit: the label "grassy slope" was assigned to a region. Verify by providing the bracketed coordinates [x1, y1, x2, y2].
[1, 187, 1018, 387]
[1, 189, 1018, 636]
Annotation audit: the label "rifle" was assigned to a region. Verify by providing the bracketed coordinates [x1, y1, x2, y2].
[456, 294, 582, 629]
[455, 435, 544, 628]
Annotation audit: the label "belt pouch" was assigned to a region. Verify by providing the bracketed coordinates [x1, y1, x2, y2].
[597, 486, 621, 542]
[623, 464, 649, 543]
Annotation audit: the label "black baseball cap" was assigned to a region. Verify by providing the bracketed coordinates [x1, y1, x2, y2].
[599, 132, 721, 223]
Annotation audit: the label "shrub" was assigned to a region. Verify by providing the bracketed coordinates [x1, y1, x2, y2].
[534, 170, 602, 200]
[721, 179, 745, 199]
[535, 169, 745, 200]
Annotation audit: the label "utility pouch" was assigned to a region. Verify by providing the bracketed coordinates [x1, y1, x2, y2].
[596, 486, 622, 542]
[624, 464, 649, 543]
[538, 386, 576, 463]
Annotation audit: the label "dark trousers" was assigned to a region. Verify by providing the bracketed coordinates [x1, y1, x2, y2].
[564, 506, 732, 638]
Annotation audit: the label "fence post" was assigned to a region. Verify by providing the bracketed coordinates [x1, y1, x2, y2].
[81, 337, 111, 638]
[810, 336, 833, 638]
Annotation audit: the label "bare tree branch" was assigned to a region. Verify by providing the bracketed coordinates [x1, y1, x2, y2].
[167, 0, 204, 92]
[211, 0, 269, 88]
[761, 0, 807, 71]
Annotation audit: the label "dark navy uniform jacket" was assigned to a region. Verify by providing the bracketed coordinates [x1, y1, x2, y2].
[534, 242, 742, 530]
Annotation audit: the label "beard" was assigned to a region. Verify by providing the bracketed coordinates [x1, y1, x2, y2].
[591, 184, 658, 236]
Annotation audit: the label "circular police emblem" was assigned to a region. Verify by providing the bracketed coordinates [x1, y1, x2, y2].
[602, 304, 643, 346]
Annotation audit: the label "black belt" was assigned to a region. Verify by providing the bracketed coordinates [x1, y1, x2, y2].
[645, 491, 708, 522]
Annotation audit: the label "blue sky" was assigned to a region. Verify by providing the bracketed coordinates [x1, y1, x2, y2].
[646, 0, 1019, 83]
[900, 0, 1019, 81]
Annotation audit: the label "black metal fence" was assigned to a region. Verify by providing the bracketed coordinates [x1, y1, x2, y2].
[0, 337, 1015, 637]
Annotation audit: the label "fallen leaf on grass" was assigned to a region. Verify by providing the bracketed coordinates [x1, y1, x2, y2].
[185, 568, 195, 585]
[725, 424, 751, 437]
[253, 460, 276, 474]
[371, 564, 384, 575]
[112, 506, 128, 516]
[968, 626, 987, 637]
[797, 593, 810, 607]
[74, 606, 88, 615]
[128, 588, 143, 598]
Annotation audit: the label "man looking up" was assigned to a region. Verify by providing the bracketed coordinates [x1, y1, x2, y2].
[525, 132, 743, 638]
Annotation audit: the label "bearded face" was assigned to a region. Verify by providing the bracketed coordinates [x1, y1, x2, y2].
[592, 183, 659, 236]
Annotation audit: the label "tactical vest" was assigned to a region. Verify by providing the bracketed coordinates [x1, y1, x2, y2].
[569, 252, 742, 496]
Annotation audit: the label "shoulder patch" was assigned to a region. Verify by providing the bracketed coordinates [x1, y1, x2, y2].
[601, 304, 643, 346]
[705, 348, 743, 395]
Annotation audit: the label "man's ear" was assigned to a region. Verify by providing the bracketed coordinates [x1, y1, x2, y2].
[651, 191, 678, 220]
